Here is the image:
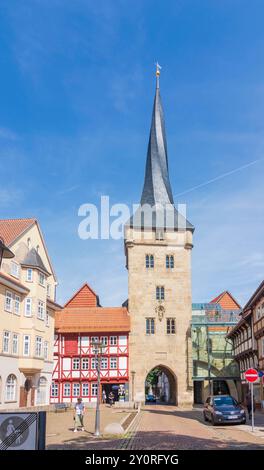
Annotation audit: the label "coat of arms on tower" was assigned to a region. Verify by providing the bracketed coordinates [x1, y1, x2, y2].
[155, 304, 165, 321]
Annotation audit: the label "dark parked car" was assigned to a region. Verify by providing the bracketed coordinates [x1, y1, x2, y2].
[203, 395, 246, 425]
[146, 394, 156, 403]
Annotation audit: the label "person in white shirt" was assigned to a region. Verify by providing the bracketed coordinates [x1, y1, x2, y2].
[73, 397, 85, 432]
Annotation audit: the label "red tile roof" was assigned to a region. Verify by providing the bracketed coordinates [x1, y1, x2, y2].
[55, 307, 130, 333]
[64, 283, 98, 308]
[0, 218, 36, 246]
[210, 291, 241, 310]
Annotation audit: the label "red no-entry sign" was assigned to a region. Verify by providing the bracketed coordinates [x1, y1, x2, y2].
[245, 368, 258, 383]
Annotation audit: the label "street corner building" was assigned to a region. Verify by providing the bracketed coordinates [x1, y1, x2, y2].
[0, 218, 62, 409]
[51, 283, 130, 404]
[124, 70, 194, 407]
[227, 280, 264, 407]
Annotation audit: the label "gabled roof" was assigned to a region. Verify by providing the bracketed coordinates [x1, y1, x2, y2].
[243, 280, 264, 312]
[0, 218, 36, 246]
[55, 307, 130, 333]
[210, 291, 241, 310]
[21, 248, 50, 276]
[64, 283, 100, 308]
[0, 217, 57, 282]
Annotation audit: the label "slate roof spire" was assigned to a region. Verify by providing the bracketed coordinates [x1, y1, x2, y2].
[128, 65, 194, 232]
[21, 247, 51, 276]
[140, 63, 174, 207]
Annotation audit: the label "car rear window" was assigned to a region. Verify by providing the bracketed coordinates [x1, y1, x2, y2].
[213, 396, 236, 406]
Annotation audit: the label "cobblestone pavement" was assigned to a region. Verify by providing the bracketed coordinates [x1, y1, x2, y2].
[46, 405, 131, 449]
[46, 405, 264, 450]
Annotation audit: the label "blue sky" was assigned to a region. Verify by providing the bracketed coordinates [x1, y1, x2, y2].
[0, 0, 264, 307]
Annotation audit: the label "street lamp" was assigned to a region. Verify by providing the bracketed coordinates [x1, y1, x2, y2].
[91, 339, 104, 437]
[0, 238, 14, 269]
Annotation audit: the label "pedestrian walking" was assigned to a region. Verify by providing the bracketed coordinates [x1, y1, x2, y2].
[102, 389, 107, 404]
[246, 389, 256, 419]
[73, 397, 85, 432]
[109, 391, 115, 407]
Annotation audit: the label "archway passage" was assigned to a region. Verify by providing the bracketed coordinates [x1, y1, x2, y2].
[145, 365, 177, 405]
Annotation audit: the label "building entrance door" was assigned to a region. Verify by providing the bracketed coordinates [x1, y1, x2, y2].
[193, 381, 203, 404]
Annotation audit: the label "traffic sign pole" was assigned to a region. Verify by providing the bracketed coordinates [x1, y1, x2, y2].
[251, 382, 254, 432]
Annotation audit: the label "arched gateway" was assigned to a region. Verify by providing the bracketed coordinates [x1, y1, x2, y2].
[125, 68, 194, 407]
[145, 365, 177, 405]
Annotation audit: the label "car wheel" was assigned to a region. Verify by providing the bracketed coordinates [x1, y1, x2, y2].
[203, 412, 209, 422]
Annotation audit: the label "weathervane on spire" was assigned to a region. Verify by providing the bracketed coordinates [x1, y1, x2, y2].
[155, 62, 162, 88]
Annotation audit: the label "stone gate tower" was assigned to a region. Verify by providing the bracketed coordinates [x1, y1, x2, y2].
[124, 67, 194, 407]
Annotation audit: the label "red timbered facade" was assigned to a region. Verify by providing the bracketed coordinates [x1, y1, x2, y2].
[50, 283, 130, 403]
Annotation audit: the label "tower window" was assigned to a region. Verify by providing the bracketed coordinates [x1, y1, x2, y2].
[156, 286, 165, 300]
[166, 318, 176, 334]
[146, 254, 154, 269]
[146, 318, 155, 335]
[166, 255, 174, 269]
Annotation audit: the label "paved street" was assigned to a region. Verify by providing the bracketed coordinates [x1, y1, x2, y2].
[46, 405, 264, 450]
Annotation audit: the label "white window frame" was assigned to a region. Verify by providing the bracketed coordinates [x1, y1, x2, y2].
[73, 383, 80, 397]
[47, 284, 51, 298]
[63, 383, 71, 397]
[44, 341, 48, 360]
[37, 300, 45, 320]
[110, 336, 117, 346]
[91, 358, 97, 370]
[72, 358, 80, 370]
[110, 357, 117, 369]
[82, 383, 89, 397]
[3, 331, 10, 353]
[91, 383, 98, 396]
[101, 357, 108, 369]
[14, 295, 20, 315]
[11, 261, 20, 279]
[24, 298, 32, 317]
[23, 335, 30, 356]
[35, 336, 42, 357]
[5, 291, 12, 313]
[39, 272, 45, 287]
[51, 382, 58, 397]
[12, 333, 19, 355]
[101, 336, 108, 346]
[5, 375, 17, 402]
[81, 358, 89, 370]
[26, 268, 33, 282]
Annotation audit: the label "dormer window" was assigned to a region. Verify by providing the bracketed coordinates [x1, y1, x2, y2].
[11, 261, 20, 279]
[27, 268, 33, 282]
[39, 272, 45, 286]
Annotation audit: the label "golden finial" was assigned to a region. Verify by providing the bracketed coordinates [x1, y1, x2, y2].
[155, 62, 162, 89]
[155, 61, 162, 76]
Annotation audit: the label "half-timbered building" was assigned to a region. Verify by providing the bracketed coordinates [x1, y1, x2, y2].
[50, 283, 130, 404]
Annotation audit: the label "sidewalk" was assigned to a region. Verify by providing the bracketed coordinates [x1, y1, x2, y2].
[239, 410, 264, 438]
[46, 405, 132, 449]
